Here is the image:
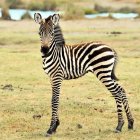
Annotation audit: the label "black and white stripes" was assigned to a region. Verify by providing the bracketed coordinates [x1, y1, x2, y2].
[34, 13, 134, 136]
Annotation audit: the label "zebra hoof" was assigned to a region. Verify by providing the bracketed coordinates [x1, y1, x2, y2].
[45, 119, 60, 137]
[45, 128, 56, 137]
[114, 129, 121, 133]
[128, 119, 134, 130]
[115, 121, 124, 133]
[45, 132, 52, 137]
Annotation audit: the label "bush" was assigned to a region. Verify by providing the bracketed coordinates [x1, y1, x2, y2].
[44, 0, 57, 10]
[134, 7, 140, 14]
[21, 11, 32, 20]
[135, 7, 140, 18]
[27, 0, 57, 11]
[94, 4, 137, 14]
[116, 7, 136, 13]
[1, 6, 11, 20]
[27, 2, 44, 11]
[5, 0, 57, 10]
[63, 3, 84, 20]
[84, 8, 97, 15]
[94, 3, 112, 13]
[108, 13, 115, 19]
[6, 0, 24, 9]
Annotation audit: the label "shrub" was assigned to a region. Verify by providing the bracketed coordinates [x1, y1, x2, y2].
[27, 0, 57, 11]
[63, 3, 84, 20]
[84, 8, 97, 15]
[135, 7, 140, 14]
[136, 1, 140, 4]
[135, 8, 140, 18]
[116, 7, 136, 13]
[27, 2, 44, 11]
[6, 0, 24, 9]
[135, 15, 140, 18]
[21, 11, 32, 20]
[1, 6, 11, 20]
[108, 13, 115, 19]
[44, 0, 57, 10]
[94, 3, 112, 13]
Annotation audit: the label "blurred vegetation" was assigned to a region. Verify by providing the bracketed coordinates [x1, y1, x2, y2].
[0, 0, 140, 20]
[63, 3, 84, 20]
[94, 3, 113, 13]
[0, 0, 139, 13]
[6, 0, 24, 9]
[94, 3, 139, 14]
[116, 7, 136, 13]
[27, 1, 45, 11]
[4, 0, 58, 10]
[135, 6, 140, 15]
[84, 8, 97, 15]
[27, 0, 57, 11]
[21, 11, 32, 20]
[135, 8, 140, 18]
[1, 6, 11, 20]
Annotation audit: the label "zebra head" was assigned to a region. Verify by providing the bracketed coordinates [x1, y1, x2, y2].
[34, 13, 60, 47]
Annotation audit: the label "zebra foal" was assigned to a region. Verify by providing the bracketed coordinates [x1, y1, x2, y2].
[34, 13, 134, 136]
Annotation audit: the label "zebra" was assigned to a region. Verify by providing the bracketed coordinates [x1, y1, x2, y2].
[34, 13, 134, 136]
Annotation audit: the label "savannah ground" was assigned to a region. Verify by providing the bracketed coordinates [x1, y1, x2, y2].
[0, 18, 140, 140]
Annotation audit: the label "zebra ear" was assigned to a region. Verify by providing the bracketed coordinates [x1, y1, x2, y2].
[51, 14, 60, 26]
[34, 13, 43, 24]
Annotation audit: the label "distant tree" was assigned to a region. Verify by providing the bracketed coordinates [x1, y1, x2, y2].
[6, 0, 23, 9]
[1, 6, 11, 20]
[21, 11, 32, 20]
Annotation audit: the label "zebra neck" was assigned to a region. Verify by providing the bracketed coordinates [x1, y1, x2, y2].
[54, 25, 65, 47]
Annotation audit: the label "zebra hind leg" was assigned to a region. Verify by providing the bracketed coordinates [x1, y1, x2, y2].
[121, 90, 134, 130]
[100, 77, 125, 132]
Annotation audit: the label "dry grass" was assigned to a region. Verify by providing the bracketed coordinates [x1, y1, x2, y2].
[0, 18, 140, 140]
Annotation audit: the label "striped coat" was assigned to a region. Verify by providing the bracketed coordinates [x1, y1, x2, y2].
[42, 42, 117, 81]
[34, 13, 134, 136]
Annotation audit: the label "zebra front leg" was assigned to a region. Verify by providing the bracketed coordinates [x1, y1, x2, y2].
[46, 77, 62, 136]
[121, 90, 134, 130]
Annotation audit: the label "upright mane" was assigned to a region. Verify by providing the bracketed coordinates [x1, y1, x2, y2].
[54, 25, 65, 47]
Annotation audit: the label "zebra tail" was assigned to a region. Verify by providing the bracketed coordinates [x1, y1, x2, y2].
[111, 50, 119, 81]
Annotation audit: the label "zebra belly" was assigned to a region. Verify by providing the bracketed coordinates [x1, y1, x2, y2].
[61, 61, 88, 80]
[63, 71, 87, 80]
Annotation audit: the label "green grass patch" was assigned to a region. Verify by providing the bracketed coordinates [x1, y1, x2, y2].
[0, 19, 140, 140]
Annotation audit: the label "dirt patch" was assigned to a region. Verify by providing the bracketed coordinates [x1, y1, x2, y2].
[10, 50, 29, 53]
[1, 84, 14, 91]
[33, 114, 43, 120]
[110, 31, 122, 35]
[106, 31, 122, 36]
[77, 124, 83, 129]
[0, 84, 29, 92]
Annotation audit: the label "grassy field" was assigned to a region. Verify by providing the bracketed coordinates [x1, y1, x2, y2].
[0, 18, 140, 140]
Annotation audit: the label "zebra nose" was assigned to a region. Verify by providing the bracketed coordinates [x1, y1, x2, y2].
[41, 45, 48, 48]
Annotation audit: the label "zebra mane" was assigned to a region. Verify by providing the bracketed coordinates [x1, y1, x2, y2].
[54, 25, 65, 47]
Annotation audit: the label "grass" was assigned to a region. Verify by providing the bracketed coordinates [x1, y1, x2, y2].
[0, 18, 140, 140]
